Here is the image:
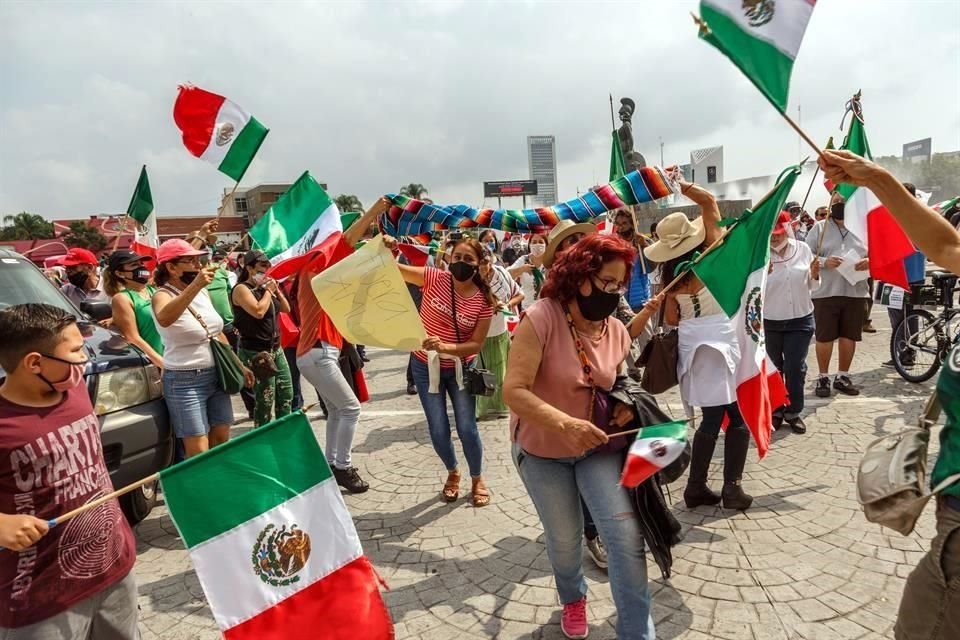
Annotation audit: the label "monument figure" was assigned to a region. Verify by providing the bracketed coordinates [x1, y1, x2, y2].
[617, 97, 647, 171]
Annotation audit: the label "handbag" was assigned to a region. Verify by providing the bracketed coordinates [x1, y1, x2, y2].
[449, 277, 496, 397]
[561, 304, 627, 453]
[639, 304, 679, 394]
[857, 391, 960, 535]
[174, 289, 247, 395]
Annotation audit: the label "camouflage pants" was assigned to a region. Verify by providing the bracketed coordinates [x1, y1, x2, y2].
[239, 347, 294, 427]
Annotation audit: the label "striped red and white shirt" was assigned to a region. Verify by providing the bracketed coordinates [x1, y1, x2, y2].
[415, 267, 494, 367]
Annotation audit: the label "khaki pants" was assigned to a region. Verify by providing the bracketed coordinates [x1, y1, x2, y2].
[896, 500, 960, 639]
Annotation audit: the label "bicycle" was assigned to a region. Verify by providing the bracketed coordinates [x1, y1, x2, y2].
[891, 271, 960, 383]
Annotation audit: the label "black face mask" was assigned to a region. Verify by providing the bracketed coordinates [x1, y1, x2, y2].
[617, 229, 634, 240]
[449, 261, 477, 283]
[123, 268, 151, 285]
[67, 271, 89, 289]
[180, 270, 200, 285]
[576, 280, 621, 322]
[831, 202, 845, 221]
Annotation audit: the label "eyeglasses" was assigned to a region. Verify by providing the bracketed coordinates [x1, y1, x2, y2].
[591, 276, 626, 295]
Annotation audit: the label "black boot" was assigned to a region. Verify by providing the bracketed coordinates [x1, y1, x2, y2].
[333, 466, 370, 493]
[683, 431, 721, 508]
[721, 425, 753, 510]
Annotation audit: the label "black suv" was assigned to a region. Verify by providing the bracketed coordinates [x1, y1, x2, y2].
[0, 250, 173, 523]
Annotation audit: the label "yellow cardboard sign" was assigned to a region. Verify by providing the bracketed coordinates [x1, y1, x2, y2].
[311, 237, 426, 351]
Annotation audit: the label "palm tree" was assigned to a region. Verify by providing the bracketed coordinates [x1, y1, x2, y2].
[0, 212, 55, 240]
[334, 194, 364, 213]
[399, 183, 429, 200]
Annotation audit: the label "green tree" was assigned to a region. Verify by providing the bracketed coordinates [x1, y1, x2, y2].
[399, 183, 429, 200]
[61, 221, 108, 251]
[0, 212, 55, 240]
[334, 194, 364, 212]
[874, 153, 960, 203]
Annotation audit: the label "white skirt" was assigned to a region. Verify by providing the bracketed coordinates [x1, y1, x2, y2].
[678, 314, 739, 409]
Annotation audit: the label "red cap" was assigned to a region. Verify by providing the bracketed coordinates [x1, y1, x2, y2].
[156, 238, 207, 264]
[772, 211, 793, 235]
[58, 248, 99, 267]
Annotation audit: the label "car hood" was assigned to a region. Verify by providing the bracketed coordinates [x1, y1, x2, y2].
[77, 320, 149, 374]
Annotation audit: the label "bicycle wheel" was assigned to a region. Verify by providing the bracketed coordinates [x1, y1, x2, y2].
[891, 309, 942, 383]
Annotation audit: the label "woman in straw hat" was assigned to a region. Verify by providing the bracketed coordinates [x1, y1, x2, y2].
[643, 179, 754, 511]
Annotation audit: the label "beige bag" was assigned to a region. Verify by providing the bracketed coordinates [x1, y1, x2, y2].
[857, 392, 960, 536]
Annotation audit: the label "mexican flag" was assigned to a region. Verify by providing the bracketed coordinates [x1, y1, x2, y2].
[934, 197, 960, 215]
[250, 171, 342, 280]
[397, 243, 432, 267]
[691, 166, 800, 459]
[159, 412, 393, 640]
[173, 84, 268, 182]
[698, 0, 816, 112]
[127, 165, 158, 258]
[609, 130, 626, 182]
[620, 421, 688, 488]
[836, 114, 914, 289]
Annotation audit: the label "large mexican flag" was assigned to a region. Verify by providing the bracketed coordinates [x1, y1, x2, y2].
[159, 412, 393, 640]
[836, 115, 916, 290]
[691, 166, 801, 458]
[699, 0, 816, 112]
[173, 85, 268, 182]
[126, 165, 158, 258]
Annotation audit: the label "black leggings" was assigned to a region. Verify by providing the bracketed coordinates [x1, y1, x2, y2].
[698, 402, 745, 437]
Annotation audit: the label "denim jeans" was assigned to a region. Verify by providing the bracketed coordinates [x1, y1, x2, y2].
[512, 442, 655, 639]
[410, 357, 483, 477]
[764, 313, 815, 419]
[297, 343, 361, 469]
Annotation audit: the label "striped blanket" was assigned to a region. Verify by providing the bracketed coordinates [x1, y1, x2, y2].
[379, 166, 675, 241]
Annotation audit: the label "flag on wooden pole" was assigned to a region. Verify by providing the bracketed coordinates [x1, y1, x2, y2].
[127, 166, 158, 257]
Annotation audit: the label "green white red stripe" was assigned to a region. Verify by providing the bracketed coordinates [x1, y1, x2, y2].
[699, 0, 816, 112]
[158, 413, 392, 640]
[173, 85, 268, 182]
[127, 165, 157, 257]
[835, 115, 914, 289]
[691, 166, 800, 458]
[620, 421, 688, 488]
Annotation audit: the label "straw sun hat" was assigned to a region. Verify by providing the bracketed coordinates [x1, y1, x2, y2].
[643, 212, 705, 263]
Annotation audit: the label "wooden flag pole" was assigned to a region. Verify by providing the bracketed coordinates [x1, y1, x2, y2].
[217, 182, 241, 222]
[605, 417, 692, 440]
[780, 111, 826, 162]
[111, 215, 129, 253]
[799, 164, 820, 212]
[50, 472, 159, 526]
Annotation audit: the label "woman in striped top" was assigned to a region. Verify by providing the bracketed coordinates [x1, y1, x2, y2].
[386, 236, 496, 506]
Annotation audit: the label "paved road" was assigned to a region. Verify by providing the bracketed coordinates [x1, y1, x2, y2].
[134, 308, 938, 639]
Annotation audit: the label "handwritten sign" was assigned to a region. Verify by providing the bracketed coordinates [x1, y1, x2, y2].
[311, 237, 426, 351]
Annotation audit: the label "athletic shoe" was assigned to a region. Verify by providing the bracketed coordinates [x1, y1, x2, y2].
[561, 597, 589, 639]
[833, 375, 860, 396]
[585, 536, 608, 570]
[815, 376, 832, 398]
[333, 467, 370, 493]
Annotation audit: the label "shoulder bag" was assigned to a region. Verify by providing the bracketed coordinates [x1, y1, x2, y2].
[857, 391, 960, 535]
[639, 303, 679, 394]
[170, 286, 247, 395]
[449, 276, 496, 396]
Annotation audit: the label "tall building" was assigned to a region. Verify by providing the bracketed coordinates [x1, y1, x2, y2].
[690, 146, 724, 185]
[527, 136, 557, 206]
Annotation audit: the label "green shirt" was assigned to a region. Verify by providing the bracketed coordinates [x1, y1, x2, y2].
[121, 286, 164, 355]
[933, 342, 960, 497]
[206, 266, 234, 324]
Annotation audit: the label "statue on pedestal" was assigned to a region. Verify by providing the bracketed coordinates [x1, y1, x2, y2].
[617, 98, 647, 171]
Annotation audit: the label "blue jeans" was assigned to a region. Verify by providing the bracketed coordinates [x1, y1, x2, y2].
[512, 442, 655, 639]
[297, 343, 361, 469]
[284, 346, 304, 411]
[410, 358, 483, 477]
[764, 314, 815, 419]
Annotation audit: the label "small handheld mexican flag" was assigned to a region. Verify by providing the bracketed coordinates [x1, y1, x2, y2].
[126, 165, 158, 258]
[159, 412, 393, 640]
[620, 421, 688, 488]
[173, 84, 268, 182]
[697, 0, 816, 112]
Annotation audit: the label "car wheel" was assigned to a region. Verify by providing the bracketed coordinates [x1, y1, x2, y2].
[120, 478, 158, 525]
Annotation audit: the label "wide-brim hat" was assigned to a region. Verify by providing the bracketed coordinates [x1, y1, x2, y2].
[542, 219, 596, 268]
[643, 212, 705, 263]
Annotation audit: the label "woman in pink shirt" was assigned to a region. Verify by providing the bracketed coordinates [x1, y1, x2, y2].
[503, 234, 655, 640]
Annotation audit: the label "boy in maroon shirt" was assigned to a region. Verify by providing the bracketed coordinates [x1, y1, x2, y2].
[0, 304, 138, 638]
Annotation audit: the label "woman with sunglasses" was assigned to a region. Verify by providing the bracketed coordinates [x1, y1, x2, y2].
[385, 235, 496, 507]
[103, 250, 164, 370]
[151, 239, 253, 458]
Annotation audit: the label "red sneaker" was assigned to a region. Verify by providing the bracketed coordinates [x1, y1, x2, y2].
[561, 597, 588, 639]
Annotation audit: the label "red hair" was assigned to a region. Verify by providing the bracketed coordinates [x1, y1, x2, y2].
[541, 234, 636, 301]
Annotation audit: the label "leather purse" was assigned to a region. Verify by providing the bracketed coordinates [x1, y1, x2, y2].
[449, 277, 496, 397]
[639, 306, 679, 394]
[857, 392, 960, 535]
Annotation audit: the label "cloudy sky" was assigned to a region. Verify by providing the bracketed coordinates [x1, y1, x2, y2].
[2, 0, 958, 219]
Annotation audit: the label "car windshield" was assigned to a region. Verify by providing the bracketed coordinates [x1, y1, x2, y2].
[0, 256, 80, 316]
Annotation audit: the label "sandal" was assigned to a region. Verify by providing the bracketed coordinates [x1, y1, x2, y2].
[471, 477, 491, 508]
[442, 471, 461, 502]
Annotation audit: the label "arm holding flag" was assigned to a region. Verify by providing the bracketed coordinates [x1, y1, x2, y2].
[820, 150, 960, 274]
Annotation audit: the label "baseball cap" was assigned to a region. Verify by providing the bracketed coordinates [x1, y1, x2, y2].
[243, 249, 269, 266]
[59, 247, 99, 267]
[156, 238, 207, 264]
[107, 250, 149, 272]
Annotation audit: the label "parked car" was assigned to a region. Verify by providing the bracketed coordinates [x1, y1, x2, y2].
[0, 249, 173, 524]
